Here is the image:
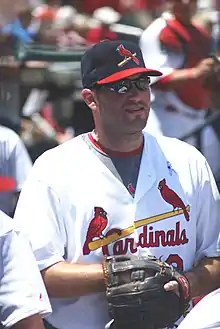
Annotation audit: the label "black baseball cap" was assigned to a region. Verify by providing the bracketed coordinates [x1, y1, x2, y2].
[81, 40, 162, 88]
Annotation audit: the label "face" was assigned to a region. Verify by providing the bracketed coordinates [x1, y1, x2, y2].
[82, 74, 151, 137]
[170, 0, 198, 23]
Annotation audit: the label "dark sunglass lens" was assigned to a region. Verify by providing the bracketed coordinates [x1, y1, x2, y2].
[136, 77, 151, 90]
[113, 80, 131, 93]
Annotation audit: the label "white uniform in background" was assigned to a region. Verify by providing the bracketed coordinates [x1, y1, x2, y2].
[178, 288, 220, 329]
[0, 209, 51, 327]
[140, 14, 220, 176]
[14, 131, 220, 329]
[0, 125, 32, 215]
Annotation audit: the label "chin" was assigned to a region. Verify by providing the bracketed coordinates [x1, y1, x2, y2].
[127, 121, 148, 135]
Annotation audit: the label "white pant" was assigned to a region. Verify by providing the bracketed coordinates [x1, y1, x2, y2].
[144, 107, 220, 176]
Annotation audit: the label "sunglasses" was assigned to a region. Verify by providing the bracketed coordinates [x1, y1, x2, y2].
[94, 75, 151, 94]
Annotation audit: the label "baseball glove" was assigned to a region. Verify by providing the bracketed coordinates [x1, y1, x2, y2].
[102, 255, 191, 329]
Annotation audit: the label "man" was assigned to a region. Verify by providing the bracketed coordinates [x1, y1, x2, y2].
[0, 175, 51, 328]
[0, 125, 32, 216]
[178, 288, 220, 329]
[139, 0, 220, 176]
[14, 40, 220, 329]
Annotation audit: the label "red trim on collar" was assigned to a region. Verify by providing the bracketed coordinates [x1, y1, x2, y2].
[88, 133, 144, 157]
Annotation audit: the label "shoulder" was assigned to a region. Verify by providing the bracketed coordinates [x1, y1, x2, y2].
[30, 134, 87, 180]
[144, 132, 206, 169]
[35, 134, 85, 163]
[141, 17, 166, 39]
[0, 126, 20, 144]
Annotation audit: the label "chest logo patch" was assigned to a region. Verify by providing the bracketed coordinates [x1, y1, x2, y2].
[158, 179, 190, 221]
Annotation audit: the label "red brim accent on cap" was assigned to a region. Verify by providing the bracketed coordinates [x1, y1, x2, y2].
[0, 176, 16, 192]
[97, 67, 162, 85]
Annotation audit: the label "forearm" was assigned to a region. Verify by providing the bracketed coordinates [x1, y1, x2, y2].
[154, 68, 199, 90]
[185, 257, 220, 298]
[11, 314, 45, 329]
[41, 261, 105, 298]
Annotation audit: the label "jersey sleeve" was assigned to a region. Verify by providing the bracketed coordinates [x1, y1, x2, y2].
[0, 214, 52, 328]
[14, 157, 66, 271]
[139, 19, 185, 85]
[11, 135, 32, 192]
[194, 157, 220, 262]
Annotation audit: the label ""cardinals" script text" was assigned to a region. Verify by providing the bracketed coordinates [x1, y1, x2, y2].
[102, 221, 189, 256]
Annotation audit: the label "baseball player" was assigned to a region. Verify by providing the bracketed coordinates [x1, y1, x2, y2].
[0, 125, 32, 216]
[177, 288, 220, 329]
[14, 40, 220, 329]
[0, 177, 52, 328]
[139, 0, 220, 176]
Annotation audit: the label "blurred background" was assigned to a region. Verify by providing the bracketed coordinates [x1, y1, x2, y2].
[0, 0, 219, 192]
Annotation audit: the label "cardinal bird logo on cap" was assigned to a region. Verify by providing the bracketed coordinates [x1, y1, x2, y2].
[117, 44, 140, 67]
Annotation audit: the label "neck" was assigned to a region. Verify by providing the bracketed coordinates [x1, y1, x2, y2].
[92, 129, 144, 153]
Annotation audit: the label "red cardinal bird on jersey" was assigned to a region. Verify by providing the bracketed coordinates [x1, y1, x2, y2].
[117, 44, 140, 65]
[83, 207, 108, 255]
[158, 179, 189, 221]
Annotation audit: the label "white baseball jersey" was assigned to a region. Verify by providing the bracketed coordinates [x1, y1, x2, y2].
[178, 288, 220, 329]
[0, 126, 32, 215]
[0, 209, 51, 328]
[14, 132, 220, 329]
[140, 15, 220, 176]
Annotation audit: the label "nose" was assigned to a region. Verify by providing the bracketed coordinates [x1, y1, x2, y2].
[128, 85, 141, 100]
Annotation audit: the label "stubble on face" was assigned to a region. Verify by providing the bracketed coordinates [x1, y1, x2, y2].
[94, 88, 150, 138]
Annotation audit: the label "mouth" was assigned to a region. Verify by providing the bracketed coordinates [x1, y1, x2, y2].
[126, 107, 145, 114]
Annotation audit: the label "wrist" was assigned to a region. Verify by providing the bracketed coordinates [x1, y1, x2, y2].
[184, 271, 199, 298]
[187, 68, 199, 80]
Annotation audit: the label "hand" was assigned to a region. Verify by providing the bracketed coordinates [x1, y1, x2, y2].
[193, 57, 216, 79]
[164, 280, 180, 297]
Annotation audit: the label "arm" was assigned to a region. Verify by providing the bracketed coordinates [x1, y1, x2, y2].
[42, 261, 104, 298]
[11, 315, 45, 329]
[165, 155, 220, 298]
[153, 68, 199, 89]
[140, 21, 215, 90]
[185, 257, 220, 298]
[154, 58, 216, 90]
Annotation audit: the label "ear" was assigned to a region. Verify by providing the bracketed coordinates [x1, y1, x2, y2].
[81, 89, 97, 111]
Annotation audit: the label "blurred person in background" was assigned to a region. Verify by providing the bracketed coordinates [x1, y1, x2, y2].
[117, 0, 166, 28]
[1, 2, 40, 44]
[86, 6, 120, 44]
[0, 125, 32, 216]
[53, 6, 87, 47]
[31, 0, 61, 43]
[32, 0, 61, 19]
[140, 0, 220, 176]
